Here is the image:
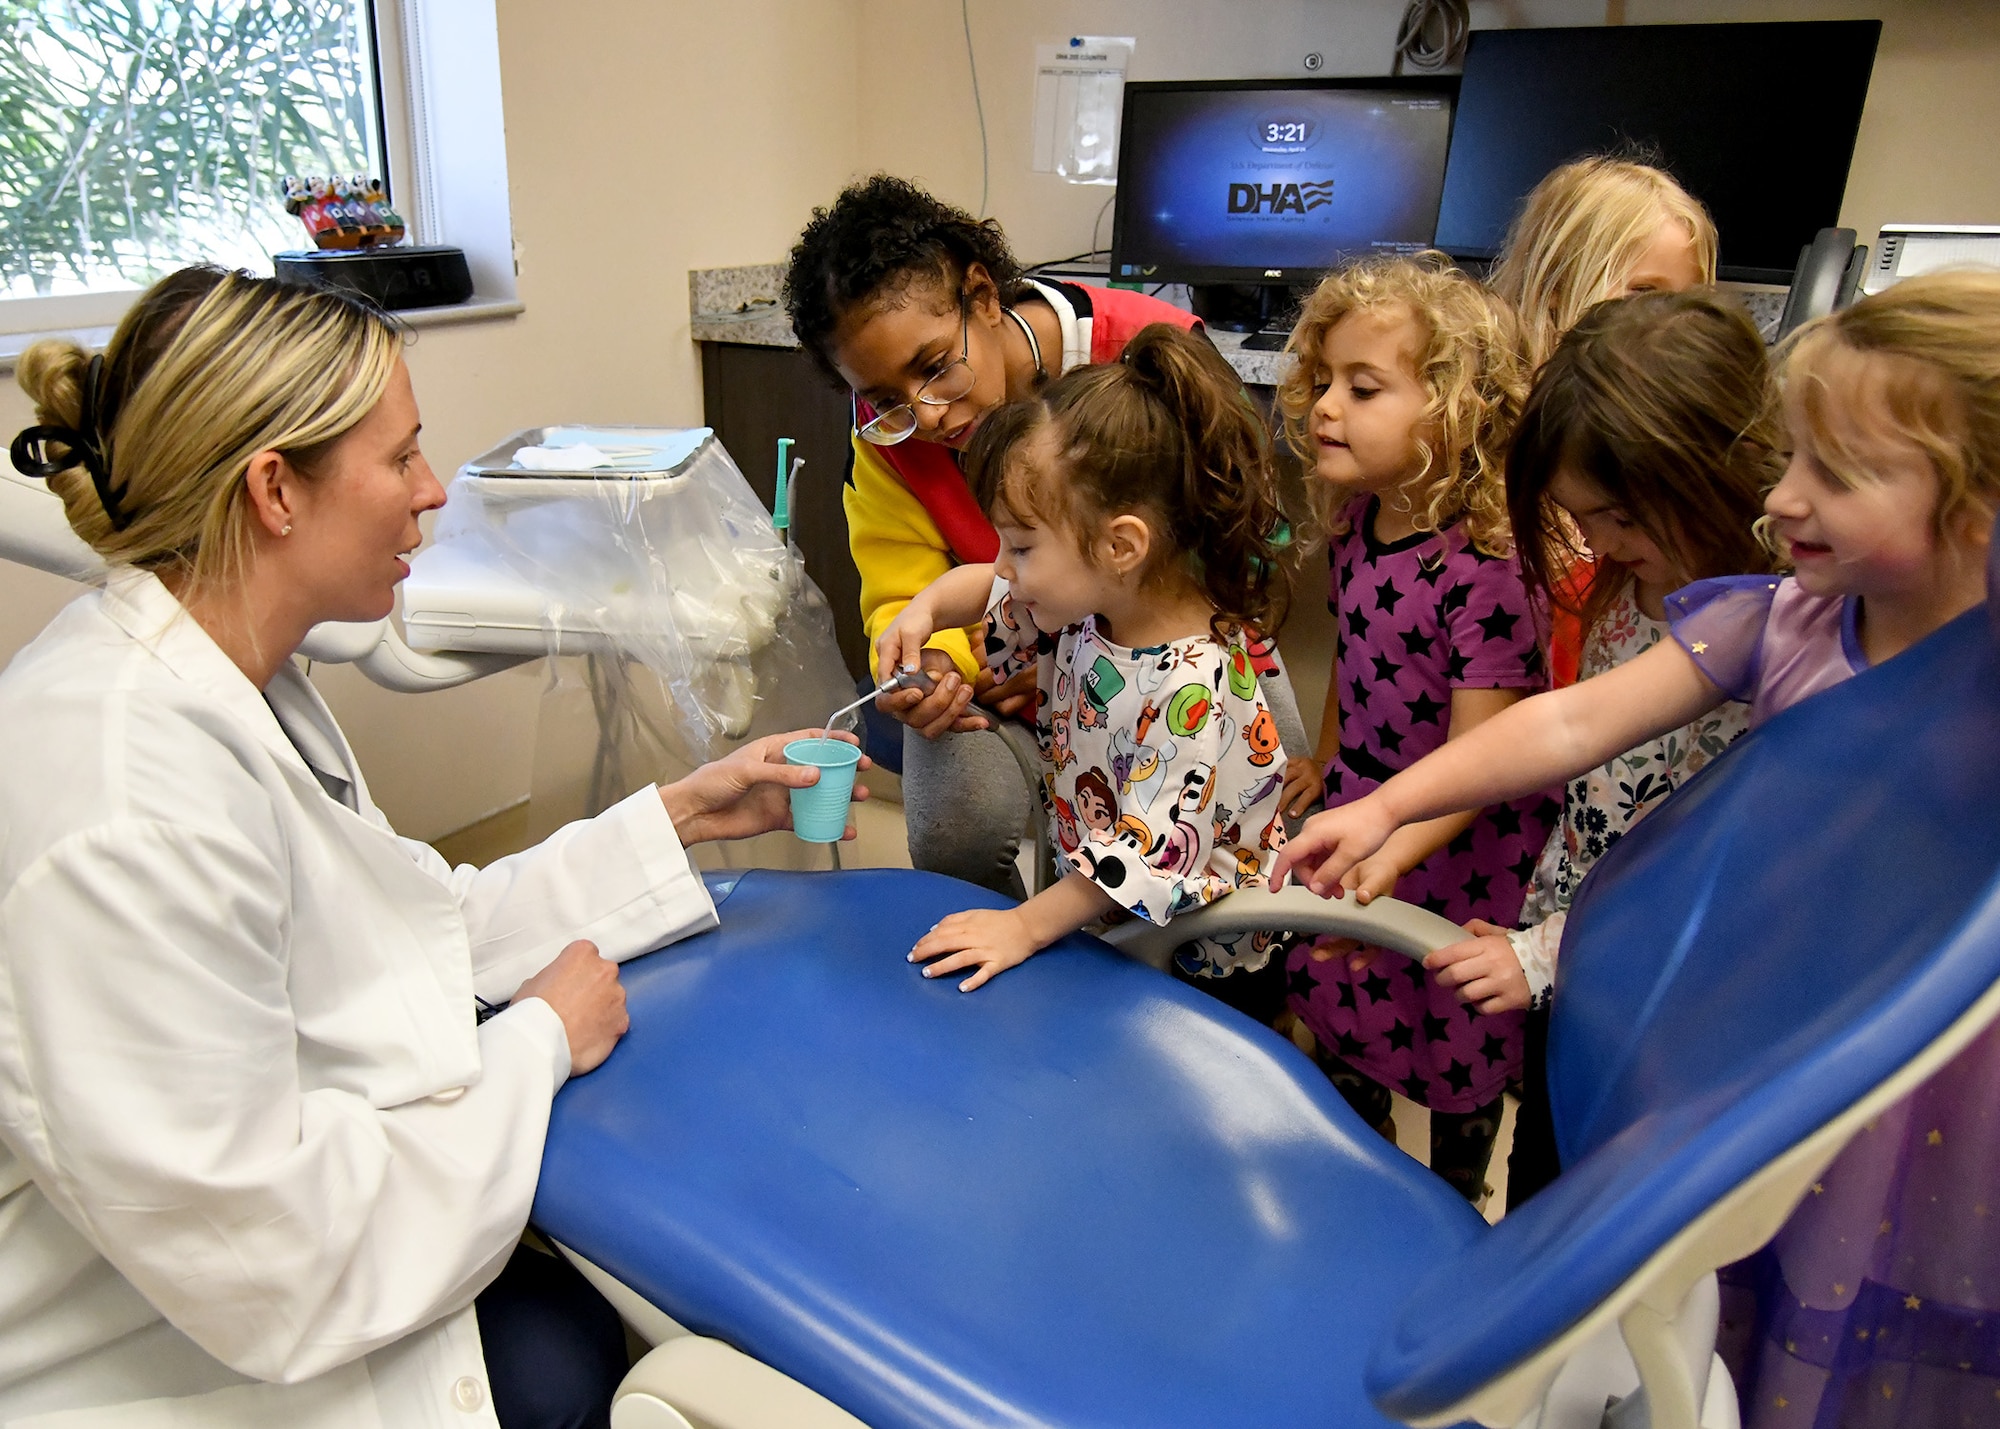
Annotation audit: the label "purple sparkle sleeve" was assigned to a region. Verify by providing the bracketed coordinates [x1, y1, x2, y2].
[1664, 575, 1782, 701]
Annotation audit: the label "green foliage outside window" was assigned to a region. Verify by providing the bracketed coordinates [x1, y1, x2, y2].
[0, 0, 381, 297]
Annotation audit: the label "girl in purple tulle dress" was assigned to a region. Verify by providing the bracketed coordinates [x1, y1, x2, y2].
[1279, 270, 2000, 1425]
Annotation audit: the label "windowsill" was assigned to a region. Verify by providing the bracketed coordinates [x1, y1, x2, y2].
[0, 295, 524, 374]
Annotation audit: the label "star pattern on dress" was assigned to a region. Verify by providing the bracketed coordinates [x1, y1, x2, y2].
[1371, 652, 1404, 685]
[1509, 849, 1540, 885]
[1385, 1018, 1415, 1051]
[1399, 627, 1436, 657]
[1444, 648, 1473, 683]
[1441, 1059, 1475, 1094]
[1402, 959, 1427, 989]
[1461, 871, 1492, 902]
[1334, 1030, 1367, 1059]
[1398, 1071, 1431, 1099]
[1404, 690, 1446, 726]
[1374, 721, 1405, 754]
[1490, 802, 1523, 838]
[1287, 962, 1319, 999]
[1475, 606, 1521, 642]
[1360, 970, 1393, 1004]
[1335, 979, 1357, 1009]
[1350, 675, 1372, 711]
[1374, 581, 1406, 614]
[1423, 1012, 1453, 1042]
[1412, 556, 1448, 587]
[1479, 1032, 1509, 1066]
[1440, 583, 1473, 614]
[1346, 605, 1372, 641]
[1419, 892, 1451, 916]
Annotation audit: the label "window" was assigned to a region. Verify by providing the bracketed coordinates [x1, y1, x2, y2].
[1, 0, 387, 302]
[1, 0, 516, 352]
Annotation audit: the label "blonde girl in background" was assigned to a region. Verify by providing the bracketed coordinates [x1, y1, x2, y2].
[1274, 254, 1559, 1203]
[1488, 155, 1721, 687]
[1457, 289, 1787, 1210]
[1488, 155, 1719, 372]
[1275, 271, 2000, 1426]
[879, 326, 1299, 1010]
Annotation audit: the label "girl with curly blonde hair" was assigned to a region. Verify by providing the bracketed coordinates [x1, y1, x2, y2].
[1273, 253, 1557, 1203]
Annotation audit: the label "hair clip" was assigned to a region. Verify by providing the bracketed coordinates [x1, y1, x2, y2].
[8, 355, 130, 530]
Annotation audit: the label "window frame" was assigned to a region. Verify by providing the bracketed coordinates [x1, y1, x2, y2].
[0, 0, 520, 365]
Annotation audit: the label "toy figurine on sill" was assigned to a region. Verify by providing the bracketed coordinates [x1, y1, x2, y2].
[282, 174, 406, 251]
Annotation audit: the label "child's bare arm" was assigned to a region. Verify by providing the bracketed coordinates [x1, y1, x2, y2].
[1279, 640, 1721, 896]
[1281, 635, 1342, 817]
[908, 872, 1118, 992]
[1339, 686, 1530, 902]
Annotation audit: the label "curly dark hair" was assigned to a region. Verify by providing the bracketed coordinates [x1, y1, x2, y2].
[783, 175, 1032, 386]
[964, 324, 1298, 638]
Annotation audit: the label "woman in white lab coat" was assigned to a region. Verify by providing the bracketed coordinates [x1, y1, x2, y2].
[0, 267, 864, 1429]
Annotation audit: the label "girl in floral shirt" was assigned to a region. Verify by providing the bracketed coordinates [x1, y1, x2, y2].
[1462, 290, 1785, 1206]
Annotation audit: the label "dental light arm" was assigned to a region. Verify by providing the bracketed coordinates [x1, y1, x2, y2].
[1, 470, 527, 693]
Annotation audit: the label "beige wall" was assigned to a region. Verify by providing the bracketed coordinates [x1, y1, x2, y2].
[3, 0, 1996, 839]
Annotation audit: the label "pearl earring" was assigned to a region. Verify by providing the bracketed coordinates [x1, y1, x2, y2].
[281, 524, 293, 536]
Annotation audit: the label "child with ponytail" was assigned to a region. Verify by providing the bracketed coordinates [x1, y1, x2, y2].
[878, 324, 1300, 1005]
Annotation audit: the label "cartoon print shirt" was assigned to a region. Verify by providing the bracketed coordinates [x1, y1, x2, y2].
[982, 577, 1290, 978]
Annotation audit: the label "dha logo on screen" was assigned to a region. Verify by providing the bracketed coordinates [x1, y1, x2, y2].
[1226, 180, 1335, 215]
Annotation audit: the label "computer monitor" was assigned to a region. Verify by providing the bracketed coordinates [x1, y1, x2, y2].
[1435, 21, 1880, 285]
[1110, 77, 1457, 288]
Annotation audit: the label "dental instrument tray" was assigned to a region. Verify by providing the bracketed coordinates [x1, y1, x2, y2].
[458, 425, 713, 481]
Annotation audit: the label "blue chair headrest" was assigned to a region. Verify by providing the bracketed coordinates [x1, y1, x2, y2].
[1369, 602, 2000, 1419]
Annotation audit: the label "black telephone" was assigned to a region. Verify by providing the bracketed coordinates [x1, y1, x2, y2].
[1775, 227, 1868, 341]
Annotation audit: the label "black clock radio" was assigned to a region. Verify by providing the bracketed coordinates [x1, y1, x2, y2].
[273, 245, 474, 311]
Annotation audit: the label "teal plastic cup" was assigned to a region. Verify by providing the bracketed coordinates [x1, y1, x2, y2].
[783, 737, 862, 843]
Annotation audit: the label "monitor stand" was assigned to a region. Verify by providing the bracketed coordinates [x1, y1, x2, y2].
[1193, 283, 1297, 350]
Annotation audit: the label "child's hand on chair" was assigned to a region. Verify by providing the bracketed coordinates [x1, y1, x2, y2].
[1425, 920, 1530, 1015]
[909, 908, 1038, 992]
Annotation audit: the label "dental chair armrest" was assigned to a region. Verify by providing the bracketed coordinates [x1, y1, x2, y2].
[612, 1336, 867, 1429]
[1100, 886, 1468, 971]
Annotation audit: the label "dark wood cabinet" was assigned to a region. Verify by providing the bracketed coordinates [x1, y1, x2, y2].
[700, 341, 870, 680]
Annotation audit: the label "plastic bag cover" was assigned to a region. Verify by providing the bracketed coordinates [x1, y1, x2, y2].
[429, 427, 852, 760]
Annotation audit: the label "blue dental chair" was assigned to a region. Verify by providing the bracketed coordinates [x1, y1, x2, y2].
[534, 582, 2000, 1428]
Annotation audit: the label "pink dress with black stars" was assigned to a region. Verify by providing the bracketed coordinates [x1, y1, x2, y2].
[1285, 497, 1559, 1113]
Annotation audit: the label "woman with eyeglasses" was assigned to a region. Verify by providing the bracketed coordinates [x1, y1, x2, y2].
[783, 176, 1204, 896]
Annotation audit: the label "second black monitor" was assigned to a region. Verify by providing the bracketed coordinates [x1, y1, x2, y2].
[1111, 78, 1457, 287]
[1435, 21, 1880, 283]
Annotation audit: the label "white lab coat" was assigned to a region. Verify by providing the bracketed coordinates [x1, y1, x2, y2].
[0, 570, 720, 1428]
